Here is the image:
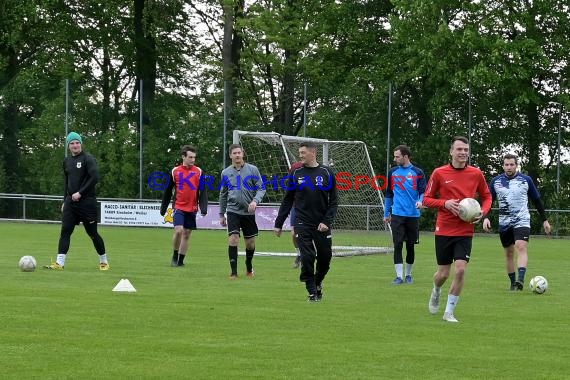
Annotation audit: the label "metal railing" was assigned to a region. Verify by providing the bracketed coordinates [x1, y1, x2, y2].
[0, 193, 153, 221]
[1, 193, 569, 236]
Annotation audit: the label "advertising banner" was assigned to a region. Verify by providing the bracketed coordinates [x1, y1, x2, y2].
[100, 202, 290, 230]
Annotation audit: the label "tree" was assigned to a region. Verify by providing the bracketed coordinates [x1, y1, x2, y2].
[0, 1, 61, 216]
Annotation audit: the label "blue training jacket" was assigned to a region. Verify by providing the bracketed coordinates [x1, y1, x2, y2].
[384, 164, 426, 218]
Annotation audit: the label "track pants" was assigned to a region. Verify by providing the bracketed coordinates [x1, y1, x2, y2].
[296, 228, 332, 295]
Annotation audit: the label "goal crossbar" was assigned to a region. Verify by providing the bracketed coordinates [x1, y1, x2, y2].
[233, 130, 393, 256]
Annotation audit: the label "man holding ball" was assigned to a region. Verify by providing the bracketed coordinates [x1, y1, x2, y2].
[423, 136, 492, 322]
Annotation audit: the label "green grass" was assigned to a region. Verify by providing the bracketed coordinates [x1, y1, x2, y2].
[1, 222, 568, 379]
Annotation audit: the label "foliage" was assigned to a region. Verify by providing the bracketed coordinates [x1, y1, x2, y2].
[0, 0, 568, 220]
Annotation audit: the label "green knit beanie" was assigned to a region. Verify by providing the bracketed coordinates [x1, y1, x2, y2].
[66, 132, 83, 145]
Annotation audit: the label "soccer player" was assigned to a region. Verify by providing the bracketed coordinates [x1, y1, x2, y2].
[160, 145, 208, 267]
[423, 136, 492, 322]
[274, 141, 338, 302]
[482, 153, 551, 290]
[219, 144, 266, 278]
[383, 145, 426, 284]
[289, 160, 304, 268]
[46, 132, 109, 270]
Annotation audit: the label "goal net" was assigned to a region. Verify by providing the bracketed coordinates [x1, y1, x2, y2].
[233, 130, 393, 256]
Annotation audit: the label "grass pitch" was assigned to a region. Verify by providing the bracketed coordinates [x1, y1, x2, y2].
[1, 222, 568, 379]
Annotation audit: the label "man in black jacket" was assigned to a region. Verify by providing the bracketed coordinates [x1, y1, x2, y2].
[274, 141, 338, 302]
[45, 132, 109, 271]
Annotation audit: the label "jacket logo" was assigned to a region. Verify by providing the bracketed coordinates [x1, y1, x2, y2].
[76, 162, 82, 169]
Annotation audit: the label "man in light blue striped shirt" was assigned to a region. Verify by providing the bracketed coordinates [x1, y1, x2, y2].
[483, 154, 551, 290]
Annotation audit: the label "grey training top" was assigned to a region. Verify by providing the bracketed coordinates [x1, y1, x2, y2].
[219, 163, 266, 215]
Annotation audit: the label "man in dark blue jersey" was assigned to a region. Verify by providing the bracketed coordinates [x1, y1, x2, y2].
[274, 141, 338, 302]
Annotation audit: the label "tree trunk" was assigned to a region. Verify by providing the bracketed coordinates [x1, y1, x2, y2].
[133, 0, 157, 125]
[222, 1, 235, 139]
[525, 101, 541, 184]
[2, 102, 20, 217]
[272, 0, 297, 135]
[222, 0, 244, 144]
[101, 45, 111, 131]
[0, 44, 20, 217]
[274, 49, 296, 135]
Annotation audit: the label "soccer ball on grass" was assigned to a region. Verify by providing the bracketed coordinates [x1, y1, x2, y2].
[19, 255, 37, 272]
[458, 198, 482, 223]
[529, 275, 548, 294]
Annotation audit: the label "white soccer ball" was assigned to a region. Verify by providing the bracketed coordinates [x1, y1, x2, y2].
[19, 255, 37, 272]
[529, 275, 548, 294]
[458, 198, 482, 222]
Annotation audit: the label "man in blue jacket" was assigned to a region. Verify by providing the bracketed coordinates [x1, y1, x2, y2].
[384, 145, 426, 284]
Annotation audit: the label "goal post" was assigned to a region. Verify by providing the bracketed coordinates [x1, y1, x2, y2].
[233, 130, 393, 256]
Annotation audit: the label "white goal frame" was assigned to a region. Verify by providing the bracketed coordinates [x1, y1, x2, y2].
[233, 130, 393, 256]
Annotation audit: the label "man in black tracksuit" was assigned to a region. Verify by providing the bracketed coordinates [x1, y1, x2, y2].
[274, 141, 338, 302]
[45, 132, 109, 270]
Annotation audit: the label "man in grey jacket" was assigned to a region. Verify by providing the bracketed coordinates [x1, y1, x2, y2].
[219, 144, 266, 278]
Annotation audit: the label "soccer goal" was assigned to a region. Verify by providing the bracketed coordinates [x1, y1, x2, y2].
[233, 130, 393, 256]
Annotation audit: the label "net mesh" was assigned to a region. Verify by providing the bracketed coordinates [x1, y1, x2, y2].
[234, 130, 393, 256]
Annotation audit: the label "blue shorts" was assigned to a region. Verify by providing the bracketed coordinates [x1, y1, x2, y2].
[173, 209, 197, 230]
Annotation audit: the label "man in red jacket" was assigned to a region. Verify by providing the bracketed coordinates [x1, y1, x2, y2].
[423, 136, 492, 322]
[161, 145, 208, 267]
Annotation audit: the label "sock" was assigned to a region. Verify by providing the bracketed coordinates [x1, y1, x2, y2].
[245, 248, 254, 272]
[517, 267, 527, 283]
[508, 272, 516, 286]
[57, 254, 66, 266]
[433, 283, 442, 293]
[394, 263, 403, 279]
[444, 294, 459, 314]
[405, 263, 413, 276]
[228, 246, 238, 275]
[99, 254, 108, 264]
[178, 254, 186, 265]
[172, 250, 179, 263]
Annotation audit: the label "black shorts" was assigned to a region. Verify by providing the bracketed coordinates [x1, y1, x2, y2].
[499, 227, 531, 247]
[62, 197, 98, 225]
[226, 212, 258, 238]
[390, 215, 419, 244]
[173, 209, 197, 230]
[435, 236, 473, 265]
